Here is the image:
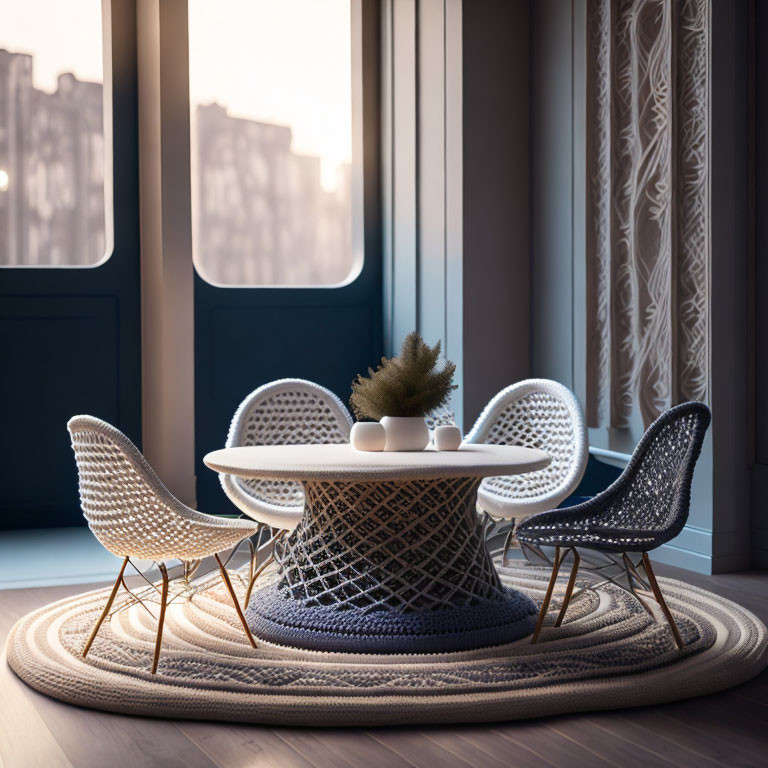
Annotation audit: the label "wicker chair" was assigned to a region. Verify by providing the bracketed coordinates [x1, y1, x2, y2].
[220, 378, 353, 533]
[67, 416, 260, 673]
[516, 401, 711, 648]
[424, 405, 457, 433]
[464, 380, 588, 559]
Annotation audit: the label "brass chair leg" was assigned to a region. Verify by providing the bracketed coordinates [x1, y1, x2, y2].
[642, 553, 684, 649]
[531, 546, 562, 644]
[244, 553, 276, 607]
[501, 525, 516, 567]
[247, 534, 258, 584]
[215, 553, 257, 648]
[623, 552, 655, 617]
[83, 555, 130, 658]
[150, 562, 169, 674]
[554, 548, 580, 627]
[243, 526, 286, 605]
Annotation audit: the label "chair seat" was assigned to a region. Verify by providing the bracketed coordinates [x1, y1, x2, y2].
[221, 472, 305, 530]
[515, 525, 658, 553]
[98, 515, 261, 562]
[476, 487, 562, 521]
[233, 500, 304, 532]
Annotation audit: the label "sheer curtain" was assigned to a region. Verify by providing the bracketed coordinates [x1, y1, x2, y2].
[585, 0, 709, 429]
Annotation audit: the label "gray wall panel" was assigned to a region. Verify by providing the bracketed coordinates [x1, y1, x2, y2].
[531, 0, 574, 389]
[462, 0, 531, 427]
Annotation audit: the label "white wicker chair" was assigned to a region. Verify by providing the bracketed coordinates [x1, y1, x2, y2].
[220, 379, 354, 533]
[67, 416, 260, 673]
[465, 380, 588, 549]
[424, 405, 457, 433]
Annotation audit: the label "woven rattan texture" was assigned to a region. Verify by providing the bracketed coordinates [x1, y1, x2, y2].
[465, 380, 588, 519]
[516, 402, 711, 552]
[68, 417, 257, 561]
[424, 406, 456, 431]
[246, 583, 536, 653]
[222, 380, 353, 524]
[480, 392, 577, 501]
[276, 477, 504, 613]
[7, 563, 767, 725]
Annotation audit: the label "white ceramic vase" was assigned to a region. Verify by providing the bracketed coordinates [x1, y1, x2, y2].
[434, 424, 462, 451]
[350, 421, 386, 451]
[380, 416, 430, 451]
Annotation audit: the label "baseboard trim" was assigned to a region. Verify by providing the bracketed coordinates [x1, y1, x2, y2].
[650, 523, 713, 574]
[654, 541, 712, 574]
[0, 572, 114, 591]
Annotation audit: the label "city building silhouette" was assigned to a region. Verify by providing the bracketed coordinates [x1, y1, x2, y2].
[0, 49, 352, 284]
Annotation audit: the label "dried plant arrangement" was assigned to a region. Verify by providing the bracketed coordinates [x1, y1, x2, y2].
[350, 332, 457, 421]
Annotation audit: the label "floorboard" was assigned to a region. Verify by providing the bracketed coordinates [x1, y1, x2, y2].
[1, 564, 767, 767]
[178, 723, 317, 768]
[369, 729, 470, 767]
[490, 721, 617, 767]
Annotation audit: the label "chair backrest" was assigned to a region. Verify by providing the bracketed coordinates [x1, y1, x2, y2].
[595, 401, 711, 543]
[465, 379, 588, 512]
[223, 379, 353, 513]
[67, 415, 197, 559]
[424, 405, 456, 433]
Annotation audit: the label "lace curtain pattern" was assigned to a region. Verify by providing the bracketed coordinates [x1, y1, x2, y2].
[585, 0, 709, 429]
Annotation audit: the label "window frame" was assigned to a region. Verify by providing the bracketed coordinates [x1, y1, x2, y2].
[187, 0, 369, 290]
[0, 0, 115, 271]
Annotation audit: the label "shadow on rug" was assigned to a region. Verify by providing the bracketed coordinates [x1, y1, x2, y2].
[5, 563, 767, 726]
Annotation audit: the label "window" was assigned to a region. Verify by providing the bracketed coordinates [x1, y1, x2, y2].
[0, 0, 107, 267]
[188, 0, 356, 286]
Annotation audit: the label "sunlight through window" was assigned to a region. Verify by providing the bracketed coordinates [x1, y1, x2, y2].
[0, 0, 106, 267]
[188, 0, 354, 286]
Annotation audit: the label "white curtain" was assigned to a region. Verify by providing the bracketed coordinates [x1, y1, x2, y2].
[585, 0, 709, 429]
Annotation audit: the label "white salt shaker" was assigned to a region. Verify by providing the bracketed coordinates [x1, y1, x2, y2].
[350, 421, 386, 451]
[434, 424, 462, 451]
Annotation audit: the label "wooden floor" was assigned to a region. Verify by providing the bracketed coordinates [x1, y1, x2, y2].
[1, 563, 767, 768]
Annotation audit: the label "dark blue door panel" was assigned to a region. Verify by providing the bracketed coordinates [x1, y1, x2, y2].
[194, 282, 382, 514]
[0, 2, 140, 529]
[193, 2, 382, 515]
[0, 298, 122, 526]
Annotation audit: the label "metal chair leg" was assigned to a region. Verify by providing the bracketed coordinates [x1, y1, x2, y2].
[215, 553, 257, 648]
[623, 552, 655, 616]
[247, 535, 258, 584]
[83, 556, 130, 658]
[642, 553, 684, 649]
[243, 525, 284, 605]
[531, 546, 562, 644]
[554, 548, 580, 627]
[150, 562, 169, 674]
[244, 553, 276, 606]
[501, 525, 516, 567]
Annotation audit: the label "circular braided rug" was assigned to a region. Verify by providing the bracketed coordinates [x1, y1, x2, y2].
[6, 563, 767, 727]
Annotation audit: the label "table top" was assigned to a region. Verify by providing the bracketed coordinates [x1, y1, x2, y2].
[203, 443, 550, 482]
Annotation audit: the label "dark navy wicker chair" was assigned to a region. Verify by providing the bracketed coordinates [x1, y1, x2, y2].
[516, 401, 711, 648]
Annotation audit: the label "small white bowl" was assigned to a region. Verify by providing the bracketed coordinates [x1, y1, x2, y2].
[351, 421, 386, 451]
[434, 424, 462, 451]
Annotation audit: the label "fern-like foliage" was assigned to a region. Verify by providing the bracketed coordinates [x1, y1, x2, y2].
[350, 332, 457, 420]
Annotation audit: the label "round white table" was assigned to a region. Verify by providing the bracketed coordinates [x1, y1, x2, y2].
[204, 443, 550, 653]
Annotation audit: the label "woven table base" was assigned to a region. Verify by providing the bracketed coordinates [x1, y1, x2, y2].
[6, 563, 768, 727]
[261, 475, 531, 652]
[246, 584, 537, 653]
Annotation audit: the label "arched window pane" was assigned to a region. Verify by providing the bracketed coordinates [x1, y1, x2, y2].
[188, 0, 355, 287]
[0, 0, 106, 267]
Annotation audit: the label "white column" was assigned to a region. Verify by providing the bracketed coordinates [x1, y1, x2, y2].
[136, 0, 196, 506]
